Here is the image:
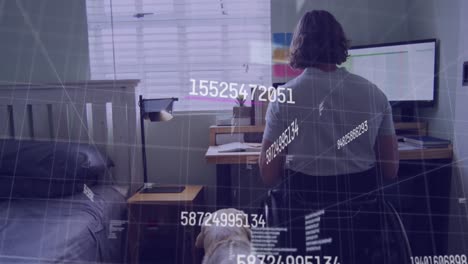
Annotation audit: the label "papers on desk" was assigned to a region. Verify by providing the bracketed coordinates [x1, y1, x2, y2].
[403, 135, 451, 149]
[398, 142, 423, 150]
[217, 142, 262, 153]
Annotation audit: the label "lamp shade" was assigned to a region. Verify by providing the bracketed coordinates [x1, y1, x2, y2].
[139, 97, 178, 122]
[144, 110, 173, 122]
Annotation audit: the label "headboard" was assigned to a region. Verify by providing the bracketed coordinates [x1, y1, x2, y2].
[0, 80, 143, 193]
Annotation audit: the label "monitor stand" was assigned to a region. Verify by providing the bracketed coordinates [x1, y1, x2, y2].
[400, 106, 415, 122]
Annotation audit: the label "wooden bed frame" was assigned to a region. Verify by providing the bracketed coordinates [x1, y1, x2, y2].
[0, 80, 143, 193]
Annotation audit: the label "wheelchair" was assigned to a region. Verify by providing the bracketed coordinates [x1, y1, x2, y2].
[260, 186, 413, 264]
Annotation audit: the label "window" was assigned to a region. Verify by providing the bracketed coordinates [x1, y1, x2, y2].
[86, 0, 271, 111]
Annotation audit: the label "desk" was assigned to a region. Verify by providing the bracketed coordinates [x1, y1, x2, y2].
[206, 143, 453, 207]
[205, 123, 452, 208]
[205, 124, 454, 255]
[206, 143, 453, 163]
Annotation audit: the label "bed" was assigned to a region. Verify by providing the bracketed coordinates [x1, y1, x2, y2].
[0, 185, 125, 263]
[0, 80, 143, 263]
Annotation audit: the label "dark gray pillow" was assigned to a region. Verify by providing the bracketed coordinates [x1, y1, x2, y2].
[0, 139, 114, 198]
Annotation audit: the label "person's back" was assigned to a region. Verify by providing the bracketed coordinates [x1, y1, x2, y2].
[276, 67, 395, 176]
[260, 10, 398, 186]
[259, 10, 400, 262]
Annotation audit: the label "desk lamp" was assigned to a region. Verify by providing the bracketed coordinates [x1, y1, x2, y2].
[139, 95, 185, 193]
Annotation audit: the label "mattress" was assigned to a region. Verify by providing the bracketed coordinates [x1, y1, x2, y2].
[0, 185, 127, 264]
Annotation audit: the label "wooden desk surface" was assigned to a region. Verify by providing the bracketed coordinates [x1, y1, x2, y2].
[207, 123, 452, 164]
[209, 122, 428, 145]
[127, 185, 203, 205]
[398, 144, 453, 160]
[205, 144, 453, 164]
[210, 122, 426, 132]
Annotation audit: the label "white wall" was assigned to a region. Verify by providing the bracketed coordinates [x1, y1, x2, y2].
[453, 0, 468, 196]
[406, 0, 468, 252]
[406, 0, 461, 140]
[0, 0, 90, 83]
[450, 0, 468, 252]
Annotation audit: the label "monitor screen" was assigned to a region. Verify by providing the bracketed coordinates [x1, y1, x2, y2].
[343, 39, 437, 103]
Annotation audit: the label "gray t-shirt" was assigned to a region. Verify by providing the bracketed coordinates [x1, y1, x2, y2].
[263, 67, 395, 176]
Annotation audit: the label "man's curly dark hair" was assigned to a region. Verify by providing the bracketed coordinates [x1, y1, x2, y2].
[289, 10, 350, 69]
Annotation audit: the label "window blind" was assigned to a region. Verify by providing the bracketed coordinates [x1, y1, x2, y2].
[86, 0, 272, 111]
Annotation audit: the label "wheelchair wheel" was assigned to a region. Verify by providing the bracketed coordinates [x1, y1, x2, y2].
[261, 191, 413, 264]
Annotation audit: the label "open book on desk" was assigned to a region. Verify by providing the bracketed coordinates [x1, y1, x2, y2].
[398, 142, 423, 151]
[217, 142, 262, 153]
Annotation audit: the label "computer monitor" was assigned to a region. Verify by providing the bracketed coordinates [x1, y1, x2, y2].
[343, 39, 437, 105]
